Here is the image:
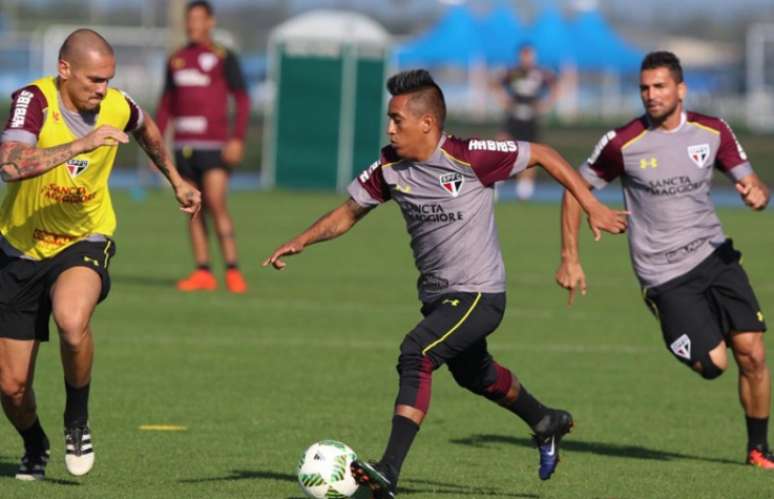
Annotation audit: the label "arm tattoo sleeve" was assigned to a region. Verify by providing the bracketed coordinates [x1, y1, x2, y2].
[134, 125, 172, 180]
[0, 141, 76, 181]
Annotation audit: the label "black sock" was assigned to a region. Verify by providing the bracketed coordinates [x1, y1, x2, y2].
[507, 385, 548, 428]
[17, 418, 49, 453]
[226, 262, 239, 270]
[746, 416, 769, 450]
[64, 380, 90, 428]
[197, 263, 211, 272]
[379, 415, 420, 483]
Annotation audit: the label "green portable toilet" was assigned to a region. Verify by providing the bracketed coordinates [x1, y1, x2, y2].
[263, 10, 391, 191]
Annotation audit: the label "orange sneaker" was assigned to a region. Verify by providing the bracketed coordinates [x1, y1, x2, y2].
[177, 269, 217, 292]
[747, 446, 774, 469]
[225, 269, 248, 294]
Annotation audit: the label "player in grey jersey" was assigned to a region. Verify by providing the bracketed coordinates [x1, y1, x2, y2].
[265, 69, 627, 496]
[557, 51, 773, 468]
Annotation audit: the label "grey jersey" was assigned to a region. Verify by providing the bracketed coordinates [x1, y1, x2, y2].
[348, 134, 531, 302]
[579, 112, 754, 288]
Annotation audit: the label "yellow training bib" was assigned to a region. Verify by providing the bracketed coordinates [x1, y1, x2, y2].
[0, 77, 130, 259]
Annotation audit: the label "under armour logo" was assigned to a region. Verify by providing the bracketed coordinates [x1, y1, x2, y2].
[83, 256, 99, 267]
[640, 157, 658, 169]
[442, 299, 460, 307]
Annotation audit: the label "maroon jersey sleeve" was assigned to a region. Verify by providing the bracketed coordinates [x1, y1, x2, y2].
[688, 113, 753, 181]
[154, 57, 176, 135]
[443, 137, 530, 187]
[2, 85, 47, 144]
[714, 119, 749, 172]
[224, 50, 249, 141]
[121, 91, 144, 133]
[347, 147, 395, 207]
[581, 130, 624, 187]
[578, 117, 648, 189]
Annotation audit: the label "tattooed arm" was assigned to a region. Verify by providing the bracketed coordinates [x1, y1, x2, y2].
[133, 111, 201, 215]
[262, 198, 372, 270]
[0, 125, 130, 182]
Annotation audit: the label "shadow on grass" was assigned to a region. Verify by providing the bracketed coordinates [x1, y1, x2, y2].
[0, 455, 80, 486]
[450, 434, 742, 466]
[178, 469, 539, 498]
[111, 273, 178, 288]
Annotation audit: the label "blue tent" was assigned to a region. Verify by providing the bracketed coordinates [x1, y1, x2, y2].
[395, 4, 484, 68]
[524, 6, 576, 70]
[569, 9, 643, 72]
[476, 4, 525, 67]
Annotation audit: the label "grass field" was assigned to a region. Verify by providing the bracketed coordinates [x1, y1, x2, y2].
[0, 190, 772, 499]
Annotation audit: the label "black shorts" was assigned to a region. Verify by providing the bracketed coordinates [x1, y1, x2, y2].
[174, 147, 229, 186]
[504, 117, 538, 142]
[643, 239, 766, 367]
[0, 239, 116, 342]
[412, 292, 506, 368]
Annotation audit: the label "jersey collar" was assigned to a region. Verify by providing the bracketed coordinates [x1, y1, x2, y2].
[647, 111, 687, 134]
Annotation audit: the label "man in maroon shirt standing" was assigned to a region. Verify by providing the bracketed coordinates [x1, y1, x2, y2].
[156, 0, 250, 293]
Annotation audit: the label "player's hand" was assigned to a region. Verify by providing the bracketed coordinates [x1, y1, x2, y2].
[555, 259, 587, 306]
[736, 177, 769, 211]
[173, 180, 201, 216]
[77, 125, 129, 153]
[586, 202, 628, 241]
[262, 240, 304, 270]
[221, 138, 244, 167]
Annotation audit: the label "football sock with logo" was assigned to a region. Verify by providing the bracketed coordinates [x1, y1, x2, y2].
[507, 385, 548, 429]
[746, 416, 769, 450]
[379, 415, 420, 483]
[64, 380, 90, 428]
[197, 263, 211, 272]
[18, 417, 48, 452]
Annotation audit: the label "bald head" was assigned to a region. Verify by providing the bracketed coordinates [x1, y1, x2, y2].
[56, 29, 116, 113]
[58, 29, 114, 66]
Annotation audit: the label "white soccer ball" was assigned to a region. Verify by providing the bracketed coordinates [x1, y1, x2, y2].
[296, 440, 359, 499]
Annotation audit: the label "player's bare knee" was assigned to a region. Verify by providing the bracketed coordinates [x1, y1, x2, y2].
[55, 315, 91, 349]
[737, 349, 768, 379]
[0, 376, 31, 405]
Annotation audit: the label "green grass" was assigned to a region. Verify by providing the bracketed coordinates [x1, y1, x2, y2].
[0, 190, 772, 498]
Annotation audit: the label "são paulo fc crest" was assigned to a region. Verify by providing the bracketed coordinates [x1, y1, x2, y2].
[687, 144, 711, 168]
[439, 172, 464, 197]
[670, 334, 691, 361]
[198, 52, 218, 72]
[65, 159, 89, 178]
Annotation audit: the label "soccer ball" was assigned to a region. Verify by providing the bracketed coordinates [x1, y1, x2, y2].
[297, 440, 359, 499]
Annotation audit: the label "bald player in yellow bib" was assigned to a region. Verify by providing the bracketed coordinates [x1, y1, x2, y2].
[0, 29, 201, 480]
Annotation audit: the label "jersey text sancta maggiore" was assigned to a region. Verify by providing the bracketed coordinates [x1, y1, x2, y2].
[579, 112, 754, 288]
[348, 134, 530, 302]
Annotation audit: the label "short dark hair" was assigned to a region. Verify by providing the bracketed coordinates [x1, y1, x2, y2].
[641, 51, 683, 83]
[187, 0, 214, 16]
[387, 69, 447, 127]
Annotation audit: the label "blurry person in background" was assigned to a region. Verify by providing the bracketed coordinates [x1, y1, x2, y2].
[495, 43, 558, 201]
[156, 0, 250, 293]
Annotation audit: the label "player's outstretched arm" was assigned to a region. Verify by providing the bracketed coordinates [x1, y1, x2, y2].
[262, 198, 371, 270]
[735, 173, 769, 211]
[133, 111, 201, 216]
[528, 143, 628, 239]
[556, 188, 588, 306]
[0, 126, 129, 182]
